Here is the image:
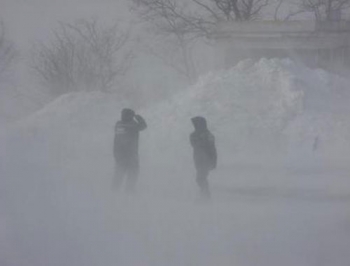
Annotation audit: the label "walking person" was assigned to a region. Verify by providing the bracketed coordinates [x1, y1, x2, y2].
[113, 108, 147, 192]
[190, 116, 217, 199]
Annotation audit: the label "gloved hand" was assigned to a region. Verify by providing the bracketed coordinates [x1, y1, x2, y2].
[134, 114, 142, 120]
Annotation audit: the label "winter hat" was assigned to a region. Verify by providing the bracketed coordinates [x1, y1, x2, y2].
[191, 116, 208, 131]
[121, 108, 135, 122]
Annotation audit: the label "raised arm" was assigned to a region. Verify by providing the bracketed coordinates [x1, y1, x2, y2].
[134, 114, 147, 131]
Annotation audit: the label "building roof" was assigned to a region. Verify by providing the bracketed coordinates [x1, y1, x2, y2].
[211, 21, 350, 50]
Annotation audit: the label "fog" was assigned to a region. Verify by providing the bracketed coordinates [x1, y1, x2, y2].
[1, 1, 350, 266]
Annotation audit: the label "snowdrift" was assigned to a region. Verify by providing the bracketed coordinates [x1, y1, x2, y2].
[144, 58, 350, 166]
[4, 58, 350, 168]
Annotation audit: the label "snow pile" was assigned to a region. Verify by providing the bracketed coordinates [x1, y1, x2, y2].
[145, 58, 350, 166]
[7, 58, 350, 168]
[5, 92, 124, 178]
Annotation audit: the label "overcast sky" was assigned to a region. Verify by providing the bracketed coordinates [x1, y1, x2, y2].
[0, 0, 130, 49]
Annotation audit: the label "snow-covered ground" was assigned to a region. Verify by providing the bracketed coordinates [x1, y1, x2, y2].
[1, 58, 350, 266]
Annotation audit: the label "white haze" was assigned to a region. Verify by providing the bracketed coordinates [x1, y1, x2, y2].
[1, 1, 350, 266]
[1, 58, 350, 266]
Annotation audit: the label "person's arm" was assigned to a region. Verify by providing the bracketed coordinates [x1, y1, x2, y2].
[134, 114, 147, 131]
[190, 133, 195, 148]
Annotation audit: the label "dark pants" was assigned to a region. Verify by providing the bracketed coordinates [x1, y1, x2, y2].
[196, 168, 210, 198]
[114, 159, 139, 192]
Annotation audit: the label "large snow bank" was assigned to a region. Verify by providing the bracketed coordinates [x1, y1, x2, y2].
[5, 58, 350, 168]
[146, 58, 304, 159]
[5, 91, 124, 174]
[145, 58, 350, 166]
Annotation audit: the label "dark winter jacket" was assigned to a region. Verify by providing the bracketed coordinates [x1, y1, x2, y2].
[113, 111, 147, 164]
[190, 116, 217, 171]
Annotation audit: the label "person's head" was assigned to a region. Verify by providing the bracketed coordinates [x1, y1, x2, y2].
[191, 116, 207, 131]
[121, 108, 135, 122]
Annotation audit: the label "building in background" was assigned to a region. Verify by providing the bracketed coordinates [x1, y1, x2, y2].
[211, 20, 350, 73]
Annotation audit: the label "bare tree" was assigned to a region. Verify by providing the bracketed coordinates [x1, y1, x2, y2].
[132, 0, 270, 82]
[133, 0, 270, 30]
[273, 0, 307, 21]
[274, 0, 285, 20]
[300, 0, 350, 20]
[0, 21, 16, 86]
[141, 36, 198, 83]
[33, 19, 132, 96]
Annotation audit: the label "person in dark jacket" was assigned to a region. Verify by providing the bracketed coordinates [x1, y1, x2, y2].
[190, 116, 217, 199]
[113, 108, 147, 192]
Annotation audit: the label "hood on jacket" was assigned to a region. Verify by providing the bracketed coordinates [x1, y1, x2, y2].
[191, 116, 208, 131]
[121, 108, 135, 122]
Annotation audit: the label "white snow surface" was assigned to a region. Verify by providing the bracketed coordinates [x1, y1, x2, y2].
[1, 58, 350, 266]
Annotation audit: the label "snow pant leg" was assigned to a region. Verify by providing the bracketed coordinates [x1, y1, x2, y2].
[196, 168, 210, 198]
[125, 159, 139, 193]
[114, 162, 127, 190]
